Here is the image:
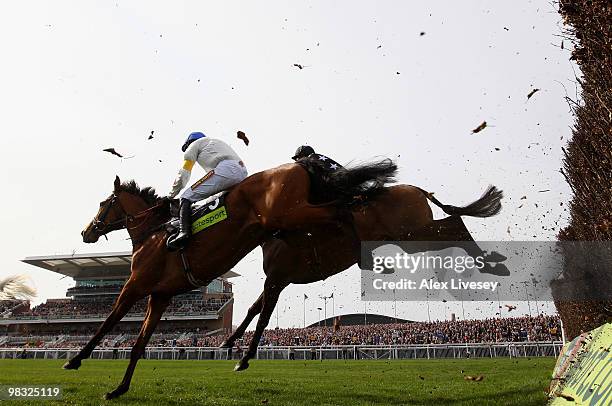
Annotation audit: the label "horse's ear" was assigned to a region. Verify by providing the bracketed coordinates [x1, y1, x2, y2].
[114, 176, 121, 192]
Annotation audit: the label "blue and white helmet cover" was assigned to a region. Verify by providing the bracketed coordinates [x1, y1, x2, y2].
[182, 131, 206, 152]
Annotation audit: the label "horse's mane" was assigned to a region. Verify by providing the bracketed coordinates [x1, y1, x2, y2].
[118, 180, 161, 205]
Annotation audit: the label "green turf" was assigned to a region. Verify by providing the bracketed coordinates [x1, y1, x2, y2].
[0, 358, 554, 405]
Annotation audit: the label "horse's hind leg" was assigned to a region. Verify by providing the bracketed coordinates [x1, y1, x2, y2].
[105, 293, 170, 400]
[234, 281, 286, 372]
[63, 283, 142, 370]
[409, 216, 482, 255]
[220, 292, 263, 348]
[412, 216, 509, 275]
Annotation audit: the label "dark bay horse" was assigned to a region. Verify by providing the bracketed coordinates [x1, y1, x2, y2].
[221, 184, 504, 371]
[64, 160, 396, 400]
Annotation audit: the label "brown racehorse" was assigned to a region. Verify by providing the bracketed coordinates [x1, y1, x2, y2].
[220, 184, 504, 371]
[64, 159, 396, 400]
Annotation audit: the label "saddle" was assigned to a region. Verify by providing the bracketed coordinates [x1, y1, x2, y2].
[296, 156, 373, 206]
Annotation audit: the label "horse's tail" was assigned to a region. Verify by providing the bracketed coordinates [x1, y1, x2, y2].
[0, 275, 36, 301]
[416, 185, 503, 217]
[327, 159, 398, 201]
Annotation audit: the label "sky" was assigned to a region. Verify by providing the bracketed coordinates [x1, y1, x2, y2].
[0, 1, 577, 329]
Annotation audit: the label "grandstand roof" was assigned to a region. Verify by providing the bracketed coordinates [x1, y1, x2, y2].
[22, 251, 240, 280]
[307, 313, 412, 328]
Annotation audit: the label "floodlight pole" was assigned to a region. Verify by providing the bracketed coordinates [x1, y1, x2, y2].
[332, 294, 335, 318]
[303, 295, 307, 328]
[523, 281, 532, 318]
[393, 289, 397, 323]
[320, 295, 331, 327]
[532, 280, 540, 316]
[426, 289, 431, 323]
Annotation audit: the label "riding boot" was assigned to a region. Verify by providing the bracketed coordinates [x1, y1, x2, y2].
[167, 199, 192, 250]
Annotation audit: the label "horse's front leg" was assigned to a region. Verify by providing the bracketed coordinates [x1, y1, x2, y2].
[220, 292, 263, 348]
[63, 283, 142, 370]
[105, 293, 170, 400]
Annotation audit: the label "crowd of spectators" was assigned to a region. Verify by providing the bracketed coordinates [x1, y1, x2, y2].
[66, 284, 124, 295]
[10, 295, 231, 319]
[0, 300, 26, 314]
[238, 315, 561, 346]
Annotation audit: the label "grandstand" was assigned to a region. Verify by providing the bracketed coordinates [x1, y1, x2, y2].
[0, 251, 236, 348]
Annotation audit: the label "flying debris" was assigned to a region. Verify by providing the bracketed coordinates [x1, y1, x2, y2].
[148, 130, 154, 140]
[527, 88, 540, 100]
[103, 148, 124, 158]
[419, 31, 426, 36]
[471, 121, 487, 134]
[237, 130, 250, 146]
[293, 63, 304, 70]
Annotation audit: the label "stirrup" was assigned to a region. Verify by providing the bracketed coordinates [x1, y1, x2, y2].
[167, 232, 189, 251]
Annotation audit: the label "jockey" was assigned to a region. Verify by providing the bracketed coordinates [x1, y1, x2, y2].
[291, 145, 344, 171]
[167, 131, 248, 250]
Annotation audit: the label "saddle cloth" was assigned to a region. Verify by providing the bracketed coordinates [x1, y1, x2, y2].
[167, 192, 229, 235]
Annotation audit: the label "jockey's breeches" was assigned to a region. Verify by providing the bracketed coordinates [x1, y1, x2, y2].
[181, 160, 248, 202]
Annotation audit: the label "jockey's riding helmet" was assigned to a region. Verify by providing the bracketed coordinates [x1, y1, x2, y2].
[292, 145, 315, 160]
[182, 132, 206, 152]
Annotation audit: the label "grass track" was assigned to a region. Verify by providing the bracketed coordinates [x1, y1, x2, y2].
[0, 358, 554, 405]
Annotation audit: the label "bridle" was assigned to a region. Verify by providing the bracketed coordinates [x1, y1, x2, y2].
[91, 194, 166, 242]
[91, 195, 125, 235]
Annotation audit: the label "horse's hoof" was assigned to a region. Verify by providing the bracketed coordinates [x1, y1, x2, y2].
[219, 340, 233, 349]
[484, 251, 507, 263]
[62, 359, 81, 370]
[234, 360, 249, 372]
[480, 263, 510, 277]
[104, 386, 127, 400]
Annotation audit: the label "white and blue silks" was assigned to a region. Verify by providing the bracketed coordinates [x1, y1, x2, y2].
[169, 137, 248, 202]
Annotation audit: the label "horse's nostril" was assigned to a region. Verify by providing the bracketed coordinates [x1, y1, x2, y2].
[81, 230, 86, 237]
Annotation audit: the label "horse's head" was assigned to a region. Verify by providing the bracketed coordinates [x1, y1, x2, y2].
[82, 176, 169, 243]
[81, 176, 129, 243]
